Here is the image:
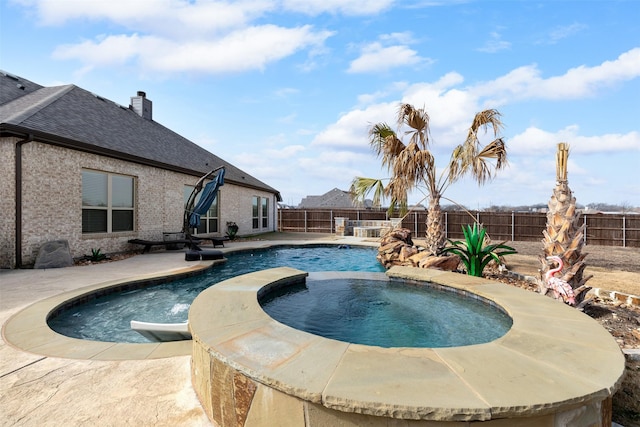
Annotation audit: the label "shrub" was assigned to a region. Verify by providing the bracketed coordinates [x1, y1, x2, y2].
[226, 222, 239, 240]
[441, 224, 516, 277]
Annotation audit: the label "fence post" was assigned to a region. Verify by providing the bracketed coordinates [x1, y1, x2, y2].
[444, 211, 448, 239]
[511, 211, 515, 241]
[330, 210, 333, 234]
[583, 214, 587, 245]
[304, 210, 308, 233]
[623, 215, 626, 248]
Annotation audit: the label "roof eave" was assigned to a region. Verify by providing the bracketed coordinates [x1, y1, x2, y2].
[1, 123, 281, 198]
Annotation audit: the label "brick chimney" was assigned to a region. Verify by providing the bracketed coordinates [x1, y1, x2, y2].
[130, 91, 152, 120]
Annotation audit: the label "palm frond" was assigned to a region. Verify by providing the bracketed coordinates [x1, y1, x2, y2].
[350, 177, 386, 208]
[368, 123, 405, 171]
[397, 103, 430, 150]
[469, 109, 504, 140]
[449, 109, 507, 185]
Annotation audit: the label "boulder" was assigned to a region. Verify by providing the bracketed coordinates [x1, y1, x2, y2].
[398, 245, 418, 262]
[34, 240, 74, 269]
[419, 255, 460, 271]
[407, 251, 431, 265]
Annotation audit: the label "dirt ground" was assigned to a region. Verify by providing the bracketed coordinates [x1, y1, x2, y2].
[503, 241, 640, 295]
[493, 241, 640, 427]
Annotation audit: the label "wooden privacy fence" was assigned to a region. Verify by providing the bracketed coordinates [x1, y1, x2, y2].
[277, 209, 640, 248]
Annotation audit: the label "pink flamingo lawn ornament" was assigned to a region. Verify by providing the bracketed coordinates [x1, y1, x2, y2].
[545, 256, 576, 305]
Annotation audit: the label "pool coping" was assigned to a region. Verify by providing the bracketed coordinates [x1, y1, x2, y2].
[190, 266, 626, 421]
[1, 241, 380, 361]
[2, 261, 216, 360]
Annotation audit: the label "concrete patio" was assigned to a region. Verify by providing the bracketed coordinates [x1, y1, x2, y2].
[1, 233, 353, 426]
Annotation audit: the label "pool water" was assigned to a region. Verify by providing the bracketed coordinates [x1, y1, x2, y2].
[260, 278, 512, 348]
[48, 245, 384, 343]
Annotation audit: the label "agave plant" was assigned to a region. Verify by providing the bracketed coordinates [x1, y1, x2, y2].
[89, 248, 107, 262]
[441, 224, 517, 277]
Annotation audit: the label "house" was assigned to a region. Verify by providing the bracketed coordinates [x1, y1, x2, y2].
[298, 188, 373, 209]
[0, 71, 281, 268]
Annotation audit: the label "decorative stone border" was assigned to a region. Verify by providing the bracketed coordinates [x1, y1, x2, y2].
[505, 270, 640, 307]
[189, 266, 625, 426]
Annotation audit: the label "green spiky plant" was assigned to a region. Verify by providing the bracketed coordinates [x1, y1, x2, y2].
[226, 222, 239, 240]
[89, 248, 107, 262]
[441, 224, 517, 277]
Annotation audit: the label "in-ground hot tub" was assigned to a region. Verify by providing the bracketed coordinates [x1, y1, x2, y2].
[189, 266, 625, 426]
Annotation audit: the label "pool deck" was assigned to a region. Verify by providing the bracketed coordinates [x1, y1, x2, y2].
[0, 233, 625, 426]
[0, 233, 371, 426]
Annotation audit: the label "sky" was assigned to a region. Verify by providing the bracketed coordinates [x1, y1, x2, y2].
[1, 0, 639, 209]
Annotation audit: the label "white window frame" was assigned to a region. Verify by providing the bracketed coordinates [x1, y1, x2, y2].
[82, 169, 135, 234]
[252, 196, 260, 229]
[261, 197, 269, 228]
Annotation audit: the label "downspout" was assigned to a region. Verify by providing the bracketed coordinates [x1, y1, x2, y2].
[15, 134, 33, 268]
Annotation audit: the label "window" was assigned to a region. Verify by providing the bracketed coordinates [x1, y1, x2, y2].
[261, 197, 269, 228]
[82, 170, 134, 233]
[252, 196, 270, 230]
[184, 185, 219, 234]
[252, 196, 259, 229]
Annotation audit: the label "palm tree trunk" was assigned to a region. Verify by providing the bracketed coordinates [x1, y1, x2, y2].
[425, 194, 445, 255]
[540, 143, 592, 306]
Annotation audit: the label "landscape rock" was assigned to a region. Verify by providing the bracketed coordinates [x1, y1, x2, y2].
[376, 228, 459, 271]
[419, 255, 460, 271]
[34, 240, 74, 269]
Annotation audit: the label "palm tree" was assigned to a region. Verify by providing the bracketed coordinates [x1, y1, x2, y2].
[351, 103, 508, 255]
[540, 142, 592, 306]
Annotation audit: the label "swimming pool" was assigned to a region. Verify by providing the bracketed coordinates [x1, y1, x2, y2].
[48, 245, 384, 343]
[260, 277, 512, 347]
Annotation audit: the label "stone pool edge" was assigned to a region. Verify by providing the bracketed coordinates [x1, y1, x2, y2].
[190, 266, 626, 424]
[2, 260, 216, 361]
[1, 240, 380, 361]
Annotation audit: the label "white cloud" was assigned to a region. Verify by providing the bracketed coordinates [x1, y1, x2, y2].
[402, 73, 477, 137]
[356, 81, 407, 106]
[311, 102, 396, 149]
[281, 0, 394, 15]
[508, 126, 640, 155]
[277, 113, 298, 124]
[27, 0, 337, 75]
[53, 25, 333, 74]
[25, 0, 274, 35]
[546, 22, 588, 44]
[475, 47, 640, 102]
[274, 87, 300, 98]
[314, 49, 640, 172]
[265, 144, 306, 158]
[348, 44, 426, 73]
[477, 31, 511, 53]
[347, 31, 431, 74]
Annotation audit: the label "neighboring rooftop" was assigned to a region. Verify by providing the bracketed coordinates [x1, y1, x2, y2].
[298, 188, 373, 209]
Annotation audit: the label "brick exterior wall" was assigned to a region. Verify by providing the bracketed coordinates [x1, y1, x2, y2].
[1, 138, 277, 268]
[0, 138, 17, 269]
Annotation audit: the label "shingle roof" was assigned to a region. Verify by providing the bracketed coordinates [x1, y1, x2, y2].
[298, 187, 372, 208]
[0, 71, 280, 199]
[0, 71, 42, 105]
